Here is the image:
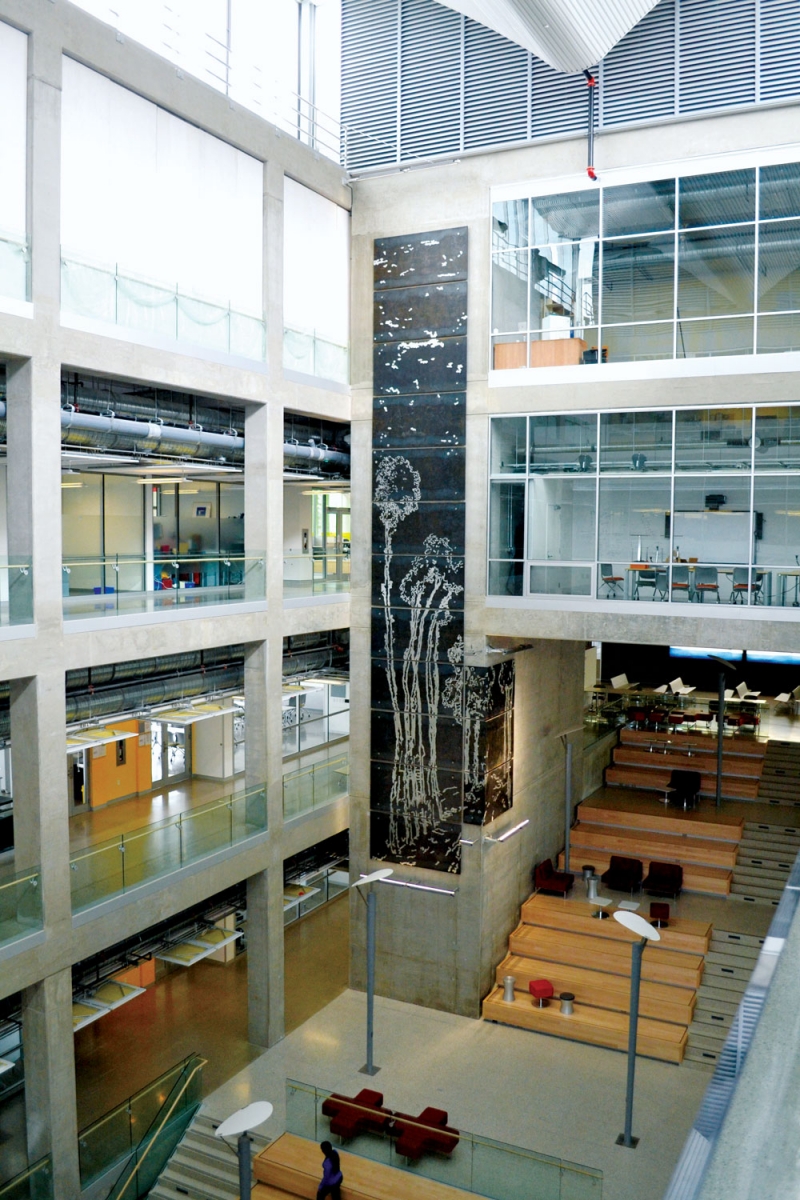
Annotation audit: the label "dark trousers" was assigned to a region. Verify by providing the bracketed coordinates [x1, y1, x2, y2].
[317, 1185, 341, 1200]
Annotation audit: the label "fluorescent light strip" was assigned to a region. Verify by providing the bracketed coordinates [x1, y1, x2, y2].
[379, 878, 457, 896]
[486, 819, 530, 844]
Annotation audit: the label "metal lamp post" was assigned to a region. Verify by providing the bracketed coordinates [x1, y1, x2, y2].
[612, 910, 661, 1149]
[215, 1100, 273, 1197]
[351, 867, 393, 1075]
[709, 655, 738, 809]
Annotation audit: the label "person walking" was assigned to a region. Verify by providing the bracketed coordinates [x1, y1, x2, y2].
[318, 1140, 343, 1200]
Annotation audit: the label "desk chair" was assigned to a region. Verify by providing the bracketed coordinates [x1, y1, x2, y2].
[665, 769, 701, 810]
[694, 566, 720, 602]
[671, 565, 690, 599]
[731, 567, 761, 604]
[600, 563, 624, 598]
[654, 569, 668, 601]
[633, 568, 656, 600]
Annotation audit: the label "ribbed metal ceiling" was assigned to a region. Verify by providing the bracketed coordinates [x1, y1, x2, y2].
[436, 0, 661, 72]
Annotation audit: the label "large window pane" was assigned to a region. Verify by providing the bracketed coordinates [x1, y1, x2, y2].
[602, 180, 675, 237]
[491, 418, 527, 475]
[530, 241, 598, 333]
[758, 313, 800, 355]
[492, 200, 528, 250]
[677, 316, 753, 358]
[601, 322, 674, 362]
[759, 163, 800, 221]
[599, 477, 671, 565]
[600, 411, 672, 473]
[527, 477, 596, 561]
[488, 560, 523, 596]
[675, 408, 753, 470]
[758, 220, 800, 312]
[679, 170, 756, 228]
[179, 480, 218, 556]
[529, 565, 591, 596]
[491, 252, 528, 333]
[489, 482, 525, 559]
[220, 482, 245, 554]
[601, 235, 674, 324]
[529, 328, 598, 367]
[672, 475, 752, 564]
[754, 406, 800, 469]
[529, 414, 597, 474]
[678, 227, 755, 317]
[752, 476, 800, 567]
[530, 191, 599, 245]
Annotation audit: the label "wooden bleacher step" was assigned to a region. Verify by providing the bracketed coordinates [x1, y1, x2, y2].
[509, 923, 704, 989]
[568, 823, 739, 868]
[558, 850, 731, 896]
[520, 892, 711, 954]
[577, 803, 744, 842]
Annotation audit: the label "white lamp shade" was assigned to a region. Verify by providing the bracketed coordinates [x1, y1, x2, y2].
[351, 868, 394, 888]
[215, 1101, 274, 1138]
[613, 910, 661, 941]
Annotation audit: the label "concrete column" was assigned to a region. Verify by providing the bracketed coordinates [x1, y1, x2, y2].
[22, 969, 80, 1199]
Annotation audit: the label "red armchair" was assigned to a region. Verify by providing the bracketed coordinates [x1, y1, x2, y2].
[533, 858, 574, 896]
[601, 855, 642, 895]
[643, 861, 683, 899]
[321, 1089, 392, 1140]
[392, 1107, 460, 1161]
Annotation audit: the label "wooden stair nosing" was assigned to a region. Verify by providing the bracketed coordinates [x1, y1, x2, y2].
[521, 895, 711, 953]
[578, 803, 744, 842]
[613, 746, 764, 779]
[509, 924, 704, 988]
[572, 822, 739, 867]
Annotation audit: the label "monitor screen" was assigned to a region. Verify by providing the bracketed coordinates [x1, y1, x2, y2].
[670, 647, 744, 662]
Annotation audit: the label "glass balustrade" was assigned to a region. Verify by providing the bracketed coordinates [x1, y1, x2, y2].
[62, 553, 265, 619]
[0, 561, 34, 627]
[286, 1079, 602, 1200]
[283, 553, 350, 598]
[70, 787, 267, 912]
[61, 256, 266, 361]
[283, 753, 349, 820]
[0, 865, 43, 952]
[283, 328, 349, 384]
[0, 233, 30, 306]
[0, 1156, 52, 1200]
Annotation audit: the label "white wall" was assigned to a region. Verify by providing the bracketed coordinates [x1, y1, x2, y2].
[284, 177, 350, 344]
[283, 487, 313, 554]
[0, 21, 27, 239]
[61, 58, 264, 314]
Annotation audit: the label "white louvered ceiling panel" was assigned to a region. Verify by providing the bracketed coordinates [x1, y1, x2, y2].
[436, 0, 660, 72]
[400, 0, 463, 160]
[678, 0, 756, 113]
[464, 21, 529, 148]
[340, 0, 398, 167]
[759, 0, 800, 102]
[602, 0, 676, 125]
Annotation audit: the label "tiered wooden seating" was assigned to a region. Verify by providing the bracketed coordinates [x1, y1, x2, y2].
[254, 1133, 473, 1200]
[605, 728, 766, 802]
[559, 795, 744, 896]
[482, 893, 708, 1063]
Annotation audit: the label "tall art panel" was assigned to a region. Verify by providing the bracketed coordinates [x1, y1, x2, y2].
[371, 228, 514, 874]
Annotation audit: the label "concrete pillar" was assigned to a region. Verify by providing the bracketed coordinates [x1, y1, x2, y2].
[246, 866, 285, 1048]
[22, 970, 80, 1199]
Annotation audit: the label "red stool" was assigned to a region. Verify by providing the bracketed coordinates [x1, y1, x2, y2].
[650, 902, 670, 929]
[529, 979, 554, 1008]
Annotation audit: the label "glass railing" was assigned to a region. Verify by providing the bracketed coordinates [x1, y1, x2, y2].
[0, 231, 30, 305]
[0, 1156, 52, 1200]
[0, 561, 34, 627]
[286, 1079, 602, 1199]
[0, 866, 42, 951]
[62, 553, 265, 619]
[61, 255, 266, 361]
[283, 753, 349, 821]
[282, 713, 350, 757]
[284, 327, 349, 384]
[70, 786, 267, 912]
[102, 1054, 204, 1200]
[283, 553, 350, 598]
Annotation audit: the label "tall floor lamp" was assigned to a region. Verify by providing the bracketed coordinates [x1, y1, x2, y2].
[709, 655, 738, 809]
[352, 868, 393, 1075]
[612, 910, 661, 1149]
[215, 1100, 273, 1197]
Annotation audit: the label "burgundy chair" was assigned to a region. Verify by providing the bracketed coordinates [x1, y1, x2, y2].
[533, 858, 574, 896]
[650, 901, 670, 928]
[392, 1108, 460, 1161]
[321, 1089, 392, 1140]
[601, 855, 643, 894]
[643, 861, 683, 899]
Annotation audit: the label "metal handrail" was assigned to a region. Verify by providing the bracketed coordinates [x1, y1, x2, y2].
[0, 1155, 51, 1198]
[63, 554, 264, 568]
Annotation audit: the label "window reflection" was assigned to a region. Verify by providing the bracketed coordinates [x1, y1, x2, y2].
[675, 408, 753, 470]
[527, 477, 596, 561]
[602, 235, 674, 324]
[603, 180, 675, 237]
[529, 414, 597, 474]
[677, 227, 755, 317]
[530, 191, 599, 245]
[679, 170, 755, 228]
[492, 200, 528, 250]
[600, 411, 672, 472]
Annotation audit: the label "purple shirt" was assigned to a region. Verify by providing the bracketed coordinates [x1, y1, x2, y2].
[322, 1156, 343, 1187]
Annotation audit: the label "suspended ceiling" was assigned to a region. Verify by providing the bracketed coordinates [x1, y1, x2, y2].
[437, 0, 660, 73]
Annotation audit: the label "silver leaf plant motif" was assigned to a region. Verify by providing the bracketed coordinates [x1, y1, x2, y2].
[374, 455, 464, 867]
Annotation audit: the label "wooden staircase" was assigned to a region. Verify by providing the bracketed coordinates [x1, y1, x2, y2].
[756, 741, 800, 806]
[731, 821, 800, 905]
[482, 893, 711, 1064]
[685, 929, 763, 1070]
[559, 798, 744, 896]
[605, 728, 766, 802]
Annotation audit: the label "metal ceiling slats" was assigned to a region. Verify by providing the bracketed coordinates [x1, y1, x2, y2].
[340, 0, 398, 169]
[464, 22, 529, 148]
[601, 0, 676, 125]
[678, 0, 756, 113]
[760, 0, 800, 102]
[400, 0, 463, 160]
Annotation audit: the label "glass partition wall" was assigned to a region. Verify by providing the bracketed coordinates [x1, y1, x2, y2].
[489, 405, 800, 607]
[491, 161, 800, 368]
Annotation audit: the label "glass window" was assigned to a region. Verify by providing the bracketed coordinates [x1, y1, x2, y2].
[492, 200, 528, 250]
[752, 476, 800, 566]
[601, 322, 674, 362]
[491, 418, 527, 475]
[758, 220, 800, 312]
[675, 408, 753, 471]
[178, 480, 218, 556]
[219, 482, 244, 554]
[527, 476, 596, 561]
[153, 485, 177, 555]
[489, 561, 523, 596]
[530, 242, 598, 335]
[602, 180, 675, 237]
[679, 169, 756, 228]
[530, 191, 599, 245]
[529, 565, 591, 596]
[62, 472, 102, 558]
[678, 227, 755, 317]
[754, 407, 800, 470]
[491, 252, 528, 333]
[600, 411, 673, 473]
[758, 312, 800, 355]
[529, 414, 597, 474]
[672, 475, 752, 563]
[103, 475, 143, 557]
[598, 477, 671, 564]
[677, 315, 754, 358]
[601, 235, 674, 324]
[489, 482, 525, 559]
[759, 163, 800, 221]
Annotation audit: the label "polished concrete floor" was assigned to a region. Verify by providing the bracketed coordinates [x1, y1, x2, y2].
[204, 988, 710, 1200]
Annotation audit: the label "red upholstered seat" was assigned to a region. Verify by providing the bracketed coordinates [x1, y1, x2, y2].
[529, 979, 554, 1007]
[533, 858, 574, 896]
[650, 902, 670, 928]
[392, 1108, 460, 1161]
[321, 1089, 392, 1140]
